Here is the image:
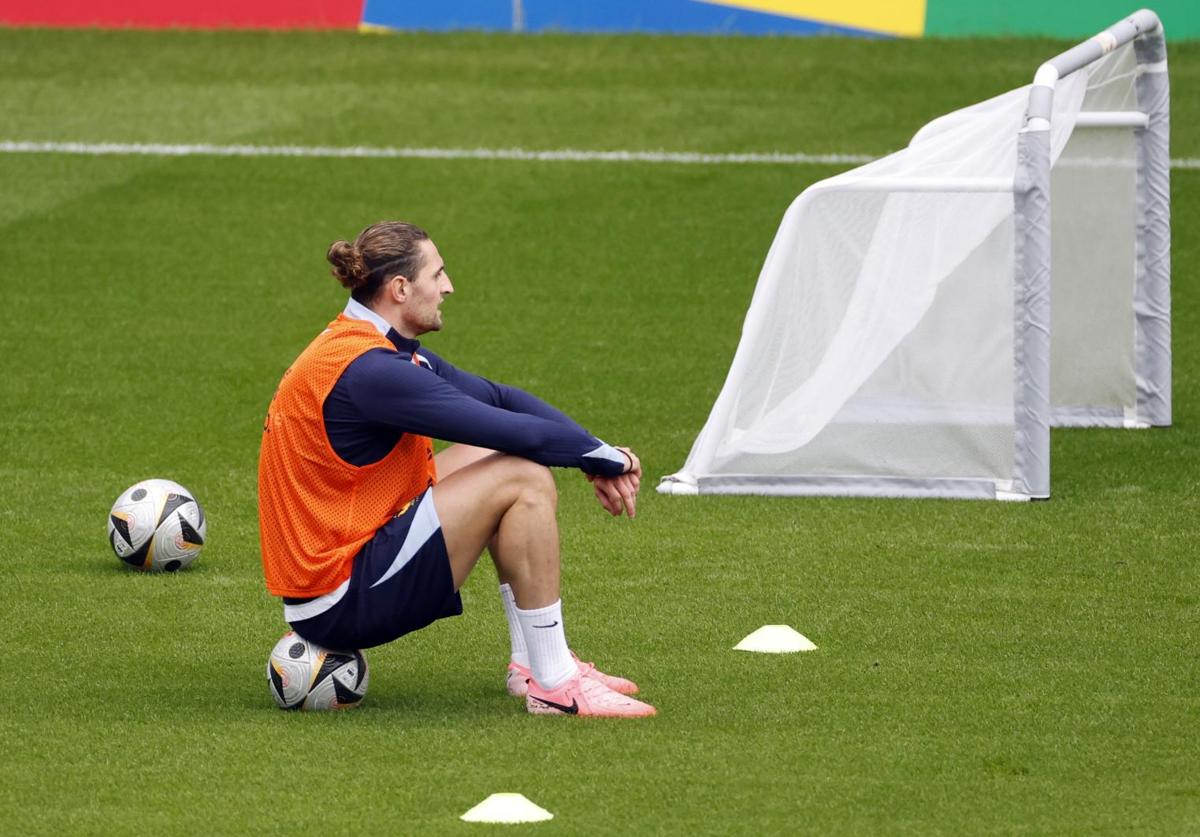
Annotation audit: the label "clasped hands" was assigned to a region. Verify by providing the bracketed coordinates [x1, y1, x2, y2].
[587, 446, 641, 518]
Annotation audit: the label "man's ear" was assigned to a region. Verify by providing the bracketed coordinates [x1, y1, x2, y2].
[390, 274, 409, 303]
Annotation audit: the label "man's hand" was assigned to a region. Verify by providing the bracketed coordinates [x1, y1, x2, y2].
[617, 446, 641, 481]
[587, 446, 642, 518]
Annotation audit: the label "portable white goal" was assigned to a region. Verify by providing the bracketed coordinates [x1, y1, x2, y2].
[659, 8, 1171, 501]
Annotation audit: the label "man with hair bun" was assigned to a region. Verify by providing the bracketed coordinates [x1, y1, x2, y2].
[258, 221, 655, 717]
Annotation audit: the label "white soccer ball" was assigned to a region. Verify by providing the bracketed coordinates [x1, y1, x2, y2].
[266, 631, 369, 711]
[107, 478, 207, 572]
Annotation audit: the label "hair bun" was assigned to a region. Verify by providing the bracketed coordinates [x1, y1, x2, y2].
[326, 239, 368, 290]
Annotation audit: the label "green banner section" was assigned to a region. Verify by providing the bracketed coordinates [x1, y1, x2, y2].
[925, 1, 1198, 39]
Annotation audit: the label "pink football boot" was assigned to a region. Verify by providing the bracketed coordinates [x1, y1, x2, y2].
[525, 670, 656, 718]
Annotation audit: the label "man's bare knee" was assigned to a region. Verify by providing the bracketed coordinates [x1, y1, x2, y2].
[509, 459, 557, 511]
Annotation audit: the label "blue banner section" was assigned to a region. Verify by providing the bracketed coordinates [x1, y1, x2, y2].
[362, 0, 883, 37]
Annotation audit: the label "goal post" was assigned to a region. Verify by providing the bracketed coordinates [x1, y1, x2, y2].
[660, 9, 1170, 501]
[1018, 7, 1171, 499]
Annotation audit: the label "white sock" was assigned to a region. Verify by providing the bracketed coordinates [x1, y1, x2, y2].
[499, 583, 529, 668]
[515, 599, 576, 689]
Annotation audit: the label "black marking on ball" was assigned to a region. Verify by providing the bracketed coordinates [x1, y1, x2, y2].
[131, 488, 147, 501]
[269, 662, 285, 694]
[178, 514, 204, 546]
[314, 651, 353, 686]
[288, 642, 306, 659]
[120, 535, 153, 568]
[109, 514, 133, 548]
[164, 560, 182, 572]
[269, 664, 303, 711]
[317, 652, 362, 705]
[333, 675, 364, 705]
[353, 651, 367, 688]
[157, 493, 194, 527]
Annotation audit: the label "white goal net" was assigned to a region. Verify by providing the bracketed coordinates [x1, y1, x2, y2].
[660, 9, 1171, 501]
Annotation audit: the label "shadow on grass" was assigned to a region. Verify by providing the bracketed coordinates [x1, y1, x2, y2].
[220, 670, 522, 724]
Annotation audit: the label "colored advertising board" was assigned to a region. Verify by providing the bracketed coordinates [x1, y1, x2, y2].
[1, 0, 1195, 39]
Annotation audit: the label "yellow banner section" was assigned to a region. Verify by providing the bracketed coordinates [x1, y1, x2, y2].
[698, 0, 926, 38]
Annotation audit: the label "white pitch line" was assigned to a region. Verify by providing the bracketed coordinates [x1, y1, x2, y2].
[0, 140, 872, 166]
[0, 140, 1197, 169]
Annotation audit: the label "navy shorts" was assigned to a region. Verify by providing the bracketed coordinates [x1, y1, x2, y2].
[284, 490, 462, 650]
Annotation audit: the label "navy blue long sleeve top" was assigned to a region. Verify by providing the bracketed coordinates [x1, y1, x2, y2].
[322, 299, 628, 477]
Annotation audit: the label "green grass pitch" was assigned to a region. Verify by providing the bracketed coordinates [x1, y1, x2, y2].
[0, 27, 1197, 834]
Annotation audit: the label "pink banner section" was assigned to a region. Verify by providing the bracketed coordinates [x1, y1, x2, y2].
[0, 0, 363, 29]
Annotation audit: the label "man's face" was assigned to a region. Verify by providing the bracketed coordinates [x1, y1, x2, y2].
[398, 239, 453, 337]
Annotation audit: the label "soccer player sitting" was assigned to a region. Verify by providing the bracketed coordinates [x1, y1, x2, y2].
[258, 221, 655, 717]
